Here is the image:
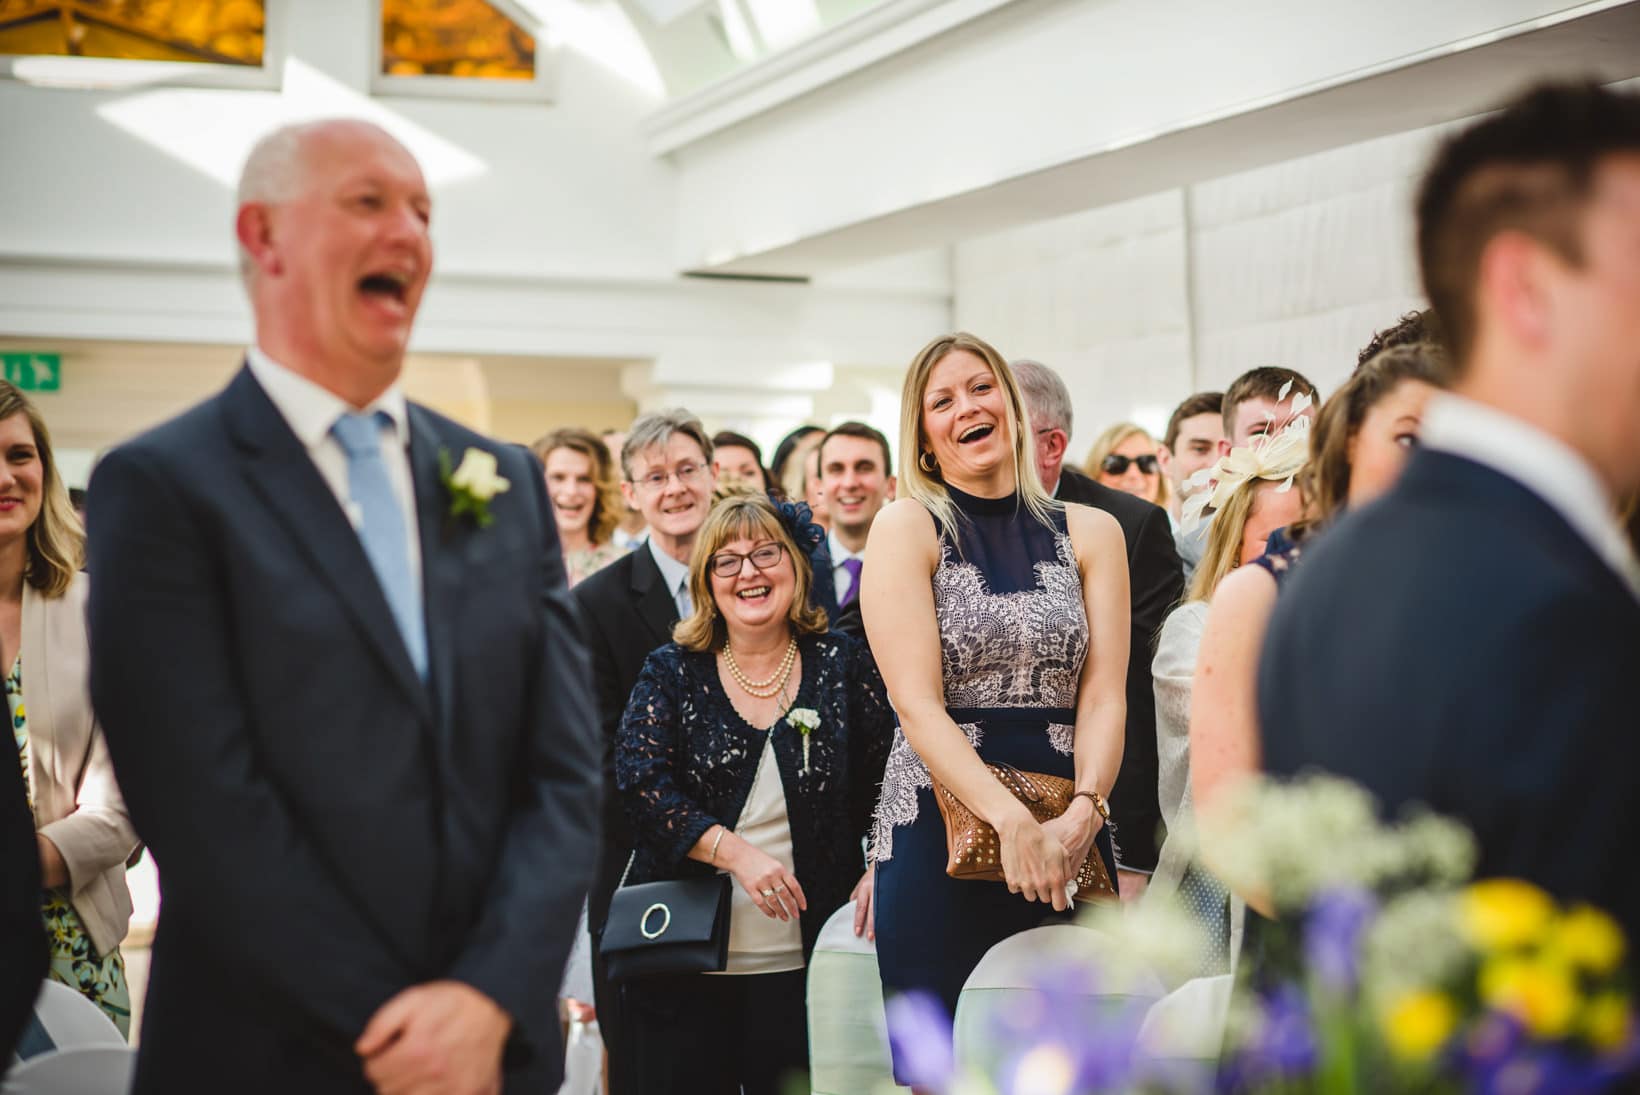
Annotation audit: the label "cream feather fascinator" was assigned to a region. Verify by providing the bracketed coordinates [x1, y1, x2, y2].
[1180, 384, 1313, 532]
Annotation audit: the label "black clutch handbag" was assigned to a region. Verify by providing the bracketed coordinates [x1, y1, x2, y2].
[599, 872, 732, 983]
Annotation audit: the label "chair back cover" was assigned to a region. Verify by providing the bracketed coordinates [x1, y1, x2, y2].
[955, 924, 1167, 1079]
[806, 903, 897, 1095]
[2, 1046, 136, 1095]
[9, 981, 124, 1067]
[1137, 974, 1233, 1063]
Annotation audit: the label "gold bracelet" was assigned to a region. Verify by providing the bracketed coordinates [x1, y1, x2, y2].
[708, 826, 727, 864]
[1072, 790, 1110, 820]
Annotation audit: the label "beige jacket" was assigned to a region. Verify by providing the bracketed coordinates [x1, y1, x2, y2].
[25, 572, 138, 957]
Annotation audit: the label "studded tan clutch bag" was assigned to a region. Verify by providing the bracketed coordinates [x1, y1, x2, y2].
[930, 762, 1118, 902]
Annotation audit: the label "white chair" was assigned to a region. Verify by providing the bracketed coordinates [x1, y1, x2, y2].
[806, 903, 898, 1095]
[1136, 974, 1232, 1065]
[10, 981, 125, 1065]
[954, 924, 1167, 1079]
[1, 1046, 136, 1095]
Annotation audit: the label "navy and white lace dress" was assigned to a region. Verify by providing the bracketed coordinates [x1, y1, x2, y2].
[869, 485, 1119, 1053]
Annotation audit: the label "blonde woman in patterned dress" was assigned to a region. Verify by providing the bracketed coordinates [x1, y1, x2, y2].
[0, 381, 138, 1035]
[861, 333, 1130, 1083]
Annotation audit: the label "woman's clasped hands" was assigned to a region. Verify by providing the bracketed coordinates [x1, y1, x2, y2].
[998, 802, 1099, 912]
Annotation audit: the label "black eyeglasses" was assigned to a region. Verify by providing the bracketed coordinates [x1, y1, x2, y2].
[1101, 454, 1159, 475]
[709, 542, 786, 579]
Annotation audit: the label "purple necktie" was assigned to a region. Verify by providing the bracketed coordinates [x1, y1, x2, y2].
[840, 557, 864, 607]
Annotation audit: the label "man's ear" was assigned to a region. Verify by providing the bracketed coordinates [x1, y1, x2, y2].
[1218, 437, 1233, 458]
[1157, 443, 1175, 479]
[885, 475, 897, 501]
[619, 479, 638, 512]
[1042, 429, 1068, 464]
[235, 203, 280, 278]
[1478, 229, 1554, 351]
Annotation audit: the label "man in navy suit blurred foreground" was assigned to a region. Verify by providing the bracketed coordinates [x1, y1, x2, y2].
[1261, 82, 1640, 944]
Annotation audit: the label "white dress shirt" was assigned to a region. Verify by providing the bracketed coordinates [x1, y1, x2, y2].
[828, 530, 864, 604]
[648, 537, 692, 618]
[245, 347, 423, 594]
[1421, 394, 1640, 602]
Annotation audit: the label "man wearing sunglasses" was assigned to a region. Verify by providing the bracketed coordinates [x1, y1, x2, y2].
[1012, 359, 1183, 902]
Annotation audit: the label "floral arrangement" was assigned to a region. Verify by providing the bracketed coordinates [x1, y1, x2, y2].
[880, 775, 1638, 1095]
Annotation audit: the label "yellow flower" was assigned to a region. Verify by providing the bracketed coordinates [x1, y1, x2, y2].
[1583, 992, 1634, 1052]
[1479, 956, 1579, 1039]
[1549, 905, 1627, 976]
[1461, 880, 1556, 951]
[1383, 990, 1458, 1061]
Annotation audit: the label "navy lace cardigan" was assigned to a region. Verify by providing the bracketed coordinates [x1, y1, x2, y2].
[615, 631, 894, 958]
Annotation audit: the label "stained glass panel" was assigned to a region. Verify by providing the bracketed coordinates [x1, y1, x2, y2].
[0, 0, 264, 66]
[381, 0, 534, 81]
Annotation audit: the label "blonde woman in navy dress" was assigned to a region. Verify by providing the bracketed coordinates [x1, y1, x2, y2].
[861, 333, 1130, 1080]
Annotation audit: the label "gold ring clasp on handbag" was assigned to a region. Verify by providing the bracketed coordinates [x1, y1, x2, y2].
[640, 902, 671, 940]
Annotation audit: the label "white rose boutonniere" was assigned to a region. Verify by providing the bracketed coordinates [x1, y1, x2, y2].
[440, 447, 511, 528]
[787, 707, 821, 774]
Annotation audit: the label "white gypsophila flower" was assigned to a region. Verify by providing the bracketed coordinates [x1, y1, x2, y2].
[1360, 889, 1470, 1008]
[450, 448, 511, 501]
[1203, 775, 1384, 908]
[1074, 892, 1211, 988]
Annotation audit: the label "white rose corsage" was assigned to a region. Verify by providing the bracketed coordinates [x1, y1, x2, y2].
[440, 447, 511, 528]
[787, 707, 821, 774]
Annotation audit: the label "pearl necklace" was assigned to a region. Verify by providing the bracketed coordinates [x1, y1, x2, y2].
[722, 638, 798, 699]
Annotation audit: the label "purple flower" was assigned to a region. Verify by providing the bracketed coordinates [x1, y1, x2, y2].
[886, 990, 955, 1093]
[1303, 886, 1378, 995]
[1221, 985, 1317, 1091]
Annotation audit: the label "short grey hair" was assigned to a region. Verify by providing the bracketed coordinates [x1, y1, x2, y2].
[234, 119, 410, 285]
[236, 122, 317, 284]
[620, 408, 713, 480]
[1011, 358, 1073, 439]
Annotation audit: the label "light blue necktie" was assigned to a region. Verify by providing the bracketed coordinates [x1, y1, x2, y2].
[331, 411, 427, 678]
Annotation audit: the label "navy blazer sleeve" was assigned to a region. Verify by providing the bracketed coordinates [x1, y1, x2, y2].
[1110, 500, 1183, 873]
[448, 447, 602, 1028]
[0, 742, 44, 1059]
[88, 445, 415, 1044]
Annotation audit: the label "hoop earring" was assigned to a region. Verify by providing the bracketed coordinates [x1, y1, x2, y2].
[918, 451, 938, 473]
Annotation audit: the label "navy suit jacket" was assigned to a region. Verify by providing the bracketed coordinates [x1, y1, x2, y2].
[1, 738, 44, 1060]
[1260, 449, 1640, 943]
[87, 367, 601, 1093]
[1055, 468, 1184, 873]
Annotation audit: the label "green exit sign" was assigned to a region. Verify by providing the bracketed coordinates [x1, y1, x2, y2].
[1, 353, 61, 392]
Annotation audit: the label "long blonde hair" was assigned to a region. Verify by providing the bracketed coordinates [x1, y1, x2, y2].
[897, 332, 1059, 539]
[1084, 421, 1170, 510]
[0, 383, 82, 597]
[673, 493, 828, 652]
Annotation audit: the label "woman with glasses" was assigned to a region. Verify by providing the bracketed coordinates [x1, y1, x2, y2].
[614, 491, 894, 1095]
[1085, 422, 1170, 512]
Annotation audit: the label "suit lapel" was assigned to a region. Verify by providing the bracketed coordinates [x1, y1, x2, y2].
[407, 406, 463, 741]
[223, 367, 433, 725]
[629, 544, 679, 646]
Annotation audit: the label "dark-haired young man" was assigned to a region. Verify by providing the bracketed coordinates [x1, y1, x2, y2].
[1219, 366, 1319, 454]
[1157, 391, 1224, 524]
[819, 422, 895, 617]
[1262, 81, 1640, 945]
